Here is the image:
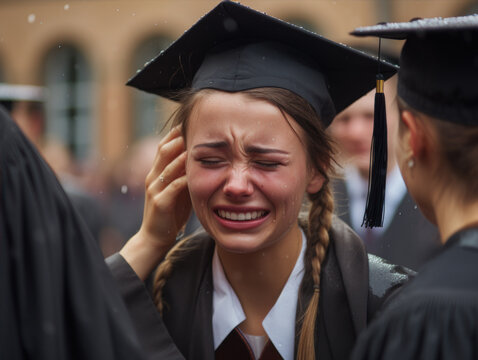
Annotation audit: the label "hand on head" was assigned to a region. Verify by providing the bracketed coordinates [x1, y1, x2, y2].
[121, 125, 191, 279]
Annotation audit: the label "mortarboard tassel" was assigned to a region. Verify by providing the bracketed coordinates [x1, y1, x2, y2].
[362, 38, 388, 228]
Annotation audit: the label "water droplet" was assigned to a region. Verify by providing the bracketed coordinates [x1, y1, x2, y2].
[58, 44, 62, 48]
[121, 185, 128, 194]
[64, 4, 70, 10]
[398, 211, 402, 216]
[413, 205, 418, 210]
[223, 17, 238, 32]
[28, 14, 36, 23]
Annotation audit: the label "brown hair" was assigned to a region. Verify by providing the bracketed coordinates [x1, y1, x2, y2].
[397, 97, 478, 203]
[153, 87, 336, 359]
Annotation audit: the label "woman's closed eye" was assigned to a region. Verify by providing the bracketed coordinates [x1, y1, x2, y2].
[254, 160, 283, 169]
[198, 157, 226, 167]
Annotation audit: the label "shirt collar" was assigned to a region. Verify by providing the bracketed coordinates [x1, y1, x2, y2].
[212, 230, 306, 360]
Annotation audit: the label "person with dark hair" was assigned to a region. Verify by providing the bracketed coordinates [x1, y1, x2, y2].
[351, 15, 478, 359]
[107, 2, 414, 359]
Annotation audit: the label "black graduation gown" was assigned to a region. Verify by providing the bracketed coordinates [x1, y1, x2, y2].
[352, 226, 478, 360]
[107, 216, 414, 360]
[0, 106, 145, 360]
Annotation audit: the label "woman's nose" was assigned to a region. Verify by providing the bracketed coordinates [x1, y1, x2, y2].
[223, 166, 254, 197]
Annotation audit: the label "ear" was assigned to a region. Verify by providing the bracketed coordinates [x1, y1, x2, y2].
[400, 110, 427, 159]
[306, 169, 325, 194]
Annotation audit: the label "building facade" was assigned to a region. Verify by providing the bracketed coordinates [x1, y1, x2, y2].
[0, 0, 476, 166]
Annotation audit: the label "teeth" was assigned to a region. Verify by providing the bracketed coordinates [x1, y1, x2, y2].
[217, 210, 266, 221]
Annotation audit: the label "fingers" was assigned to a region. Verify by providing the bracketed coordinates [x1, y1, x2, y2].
[147, 126, 185, 186]
[152, 174, 189, 214]
[149, 151, 187, 195]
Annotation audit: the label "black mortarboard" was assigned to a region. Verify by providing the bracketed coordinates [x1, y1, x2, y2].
[0, 83, 46, 112]
[127, 0, 397, 127]
[352, 14, 478, 126]
[351, 14, 478, 228]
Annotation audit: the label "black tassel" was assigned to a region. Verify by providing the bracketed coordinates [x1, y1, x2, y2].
[362, 74, 388, 228]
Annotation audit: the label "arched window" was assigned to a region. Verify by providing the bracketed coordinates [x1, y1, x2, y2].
[43, 44, 93, 160]
[131, 36, 172, 139]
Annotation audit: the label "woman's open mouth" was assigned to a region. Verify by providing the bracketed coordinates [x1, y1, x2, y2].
[215, 209, 269, 221]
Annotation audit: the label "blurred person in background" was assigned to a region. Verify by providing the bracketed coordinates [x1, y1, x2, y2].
[0, 83, 103, 243]
[328, 67, 441, 270]
[0, 83, 46, 150]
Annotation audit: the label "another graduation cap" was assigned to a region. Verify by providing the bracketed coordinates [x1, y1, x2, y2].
[0, 83, 47, 112]
[351, 14, 478, 227]
[352, 14, 478, 126]
[127, 0, 397, 128]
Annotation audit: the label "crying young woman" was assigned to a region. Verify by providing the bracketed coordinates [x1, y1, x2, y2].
[107, 2, 413, 360]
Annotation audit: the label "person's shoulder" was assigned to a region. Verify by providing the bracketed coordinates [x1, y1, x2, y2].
[329, 217, 415, 318]
[329, 214, 362, 248]
[366, 254, 415, 318]
[352, 288, 478, 360]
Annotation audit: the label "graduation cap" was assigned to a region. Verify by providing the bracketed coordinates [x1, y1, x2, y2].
[0, 83, 46, 102]
[351, 14, 478, 227]
[352, 15, 478, 126]
[127, 0, 397, 128]
[0, 83, 47, 112]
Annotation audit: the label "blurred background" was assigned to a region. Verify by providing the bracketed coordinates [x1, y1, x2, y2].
[1, 0, 477, 257]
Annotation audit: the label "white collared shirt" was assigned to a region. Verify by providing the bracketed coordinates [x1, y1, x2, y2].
[212, 231, 306, 360]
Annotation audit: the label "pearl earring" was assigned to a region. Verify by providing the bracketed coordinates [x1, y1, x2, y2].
[407, 158, 415, 168]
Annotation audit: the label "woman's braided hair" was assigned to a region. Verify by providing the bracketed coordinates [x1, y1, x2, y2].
[153, 87, 336, 359]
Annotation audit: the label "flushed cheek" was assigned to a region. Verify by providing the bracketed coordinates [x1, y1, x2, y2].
[265, 180, 305, 220]
[187, 169, 221, 203]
